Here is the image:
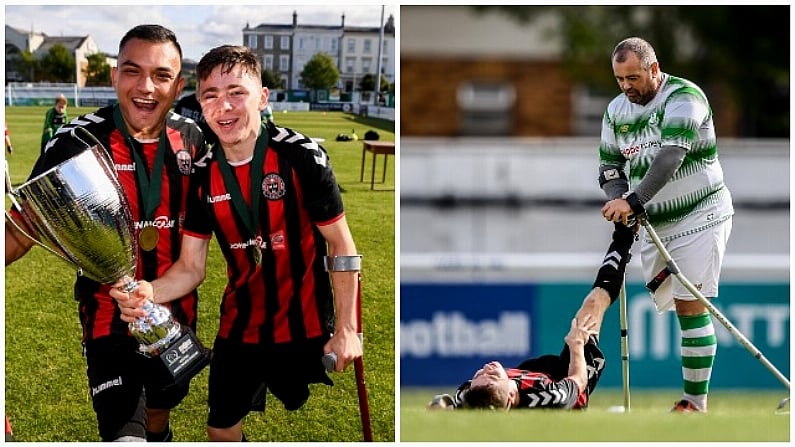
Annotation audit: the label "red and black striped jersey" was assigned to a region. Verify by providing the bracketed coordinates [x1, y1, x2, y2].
[183, 122, 344, 346]
[454, 368, 583, 410]
[18, 104, 207, 342]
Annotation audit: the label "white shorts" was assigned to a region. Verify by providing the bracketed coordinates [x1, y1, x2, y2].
[641, 217, 732, 312]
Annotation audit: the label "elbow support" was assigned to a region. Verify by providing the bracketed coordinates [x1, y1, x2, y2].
[598, 167, 627, 188]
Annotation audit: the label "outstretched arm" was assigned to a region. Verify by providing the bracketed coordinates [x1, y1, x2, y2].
[563, 315, 598, 394]
[109, 234, 209, 321]
[5, 213, 35, 266]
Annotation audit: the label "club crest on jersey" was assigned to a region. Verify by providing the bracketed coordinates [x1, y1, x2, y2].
[619, 124, 630, 133]
[262, 173, 286, 200]
[176, 149, 192, 175]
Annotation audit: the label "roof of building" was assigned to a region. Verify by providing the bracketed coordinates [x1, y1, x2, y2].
[33, 36, 90, 56]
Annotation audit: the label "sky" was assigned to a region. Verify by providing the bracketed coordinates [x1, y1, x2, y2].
[5, 3, 397, 62]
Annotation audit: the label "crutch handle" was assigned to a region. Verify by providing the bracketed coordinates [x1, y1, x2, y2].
[322, 352, 337, 372]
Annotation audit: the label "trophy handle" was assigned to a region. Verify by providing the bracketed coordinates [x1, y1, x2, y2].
[5, 161, 83, 272]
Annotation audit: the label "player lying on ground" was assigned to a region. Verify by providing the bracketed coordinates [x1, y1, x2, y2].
[428, 222, 636, 410]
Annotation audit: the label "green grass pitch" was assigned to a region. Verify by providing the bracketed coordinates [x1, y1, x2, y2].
[400, 387, 789, 441]
[5, 106, 395, 442]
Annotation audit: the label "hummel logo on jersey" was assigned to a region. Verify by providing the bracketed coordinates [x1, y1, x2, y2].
[207, 193, 231, 204]
[602, 250, 622, 270]
[271, 126, 328, 167]
[115, 162, 136, 172]
[91, 376, 123, 396]
[527, 389, 567, 407]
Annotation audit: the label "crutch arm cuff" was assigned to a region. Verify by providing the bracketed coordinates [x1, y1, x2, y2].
[324, 255, 363, 272]
[621, 191, 646, 217]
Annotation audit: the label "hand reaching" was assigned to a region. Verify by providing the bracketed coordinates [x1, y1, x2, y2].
[564, 314, 598, 347]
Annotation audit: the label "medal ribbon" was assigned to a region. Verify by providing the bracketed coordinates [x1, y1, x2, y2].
[112, 104, 168, 221]
[215, 123, 269, 241]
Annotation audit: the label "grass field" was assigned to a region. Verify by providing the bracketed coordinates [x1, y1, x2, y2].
[4, 106, 395, 441]
[401, 388, 790, 442]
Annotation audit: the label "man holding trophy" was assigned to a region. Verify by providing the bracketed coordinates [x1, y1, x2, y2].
[110, 45, 363, 442]
[6, 24, 209, 442]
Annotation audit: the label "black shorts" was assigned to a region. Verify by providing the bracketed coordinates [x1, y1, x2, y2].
[207, 336, 333, 429]
[85, 335, 190, 441]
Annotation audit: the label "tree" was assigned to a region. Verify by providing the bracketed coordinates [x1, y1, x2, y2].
[299, 52, 339, 89]
[40, 44, 76, 83]
[261, 68, 285, 90]
[359, 73, 390, 92]
[11, 50, 39, 82]
[471, 5, 789, 137]
[84, 53, 111, 86]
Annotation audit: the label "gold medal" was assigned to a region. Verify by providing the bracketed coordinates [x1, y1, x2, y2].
[139, 226, 159, 252]
[250, 245, 262, 266]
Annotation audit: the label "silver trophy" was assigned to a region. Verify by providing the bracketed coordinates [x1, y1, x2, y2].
[6, 134, 209, 387]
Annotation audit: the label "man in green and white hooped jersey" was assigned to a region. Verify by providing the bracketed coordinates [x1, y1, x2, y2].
[598, 37, 734, 414]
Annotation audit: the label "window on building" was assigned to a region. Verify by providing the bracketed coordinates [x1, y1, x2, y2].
[264, 35, 273, 49]
[279, 55, 289, 72]
[364, 39, 372, 54]
[362, 58, 371, 72]
[346, 57, 355, 74]
[264, 55, 273, 71]
[280, 35, 290, 50]
[347, 38, 355, 52]
[331, 38, 337, 52]
[248, 34, 257, 49]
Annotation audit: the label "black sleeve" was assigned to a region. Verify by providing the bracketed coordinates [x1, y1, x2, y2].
[182, 163, 213, 237]
[28, 133, 93, 181]
[271, 124, 344, 223]
[452, 381, 471, 408]
[517, 378, 580, 409]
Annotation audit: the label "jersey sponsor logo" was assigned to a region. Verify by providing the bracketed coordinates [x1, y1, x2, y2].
[270, 230, 286, 251]
[207, 193, 232, 204]
[262, 173, 286, 200]
[91, 376, 123, 397]
[229, 236, 267, 251]
[620, 140, 660, 158]
[134, 215, 176, 230]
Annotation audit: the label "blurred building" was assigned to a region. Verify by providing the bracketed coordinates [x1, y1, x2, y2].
[243, 11, 396, 93]
[400, 6, 742, 137]
[5, 24, 101, 87]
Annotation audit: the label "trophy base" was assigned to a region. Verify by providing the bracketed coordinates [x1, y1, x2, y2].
[152, 328, 211, 390]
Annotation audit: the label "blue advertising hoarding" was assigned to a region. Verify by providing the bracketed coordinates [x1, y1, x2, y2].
[400, 282, 789, 389]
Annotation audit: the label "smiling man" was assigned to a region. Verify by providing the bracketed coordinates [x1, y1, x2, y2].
[5, 24, 206, 441]
[109, 45, 363, 441]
